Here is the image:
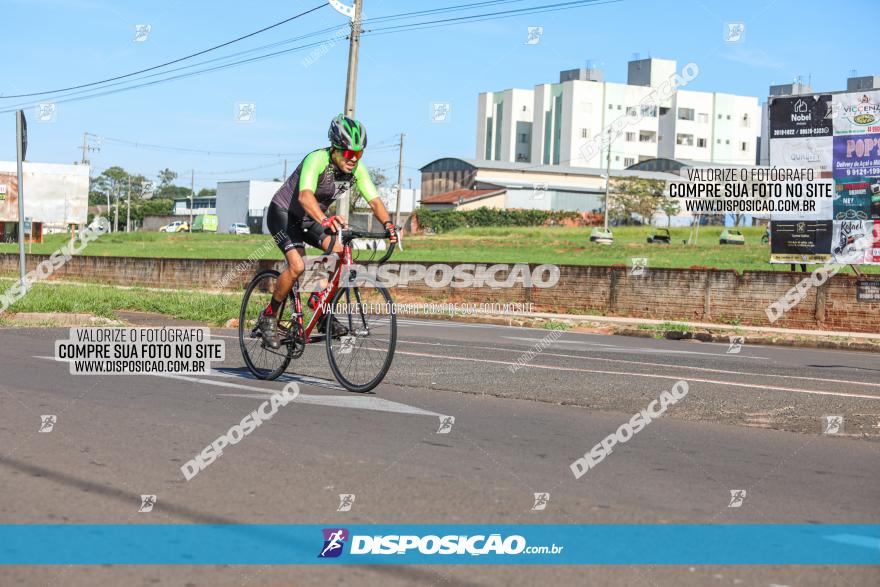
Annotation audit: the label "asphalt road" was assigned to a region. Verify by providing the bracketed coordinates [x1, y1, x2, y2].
[1, 318, 878, 586]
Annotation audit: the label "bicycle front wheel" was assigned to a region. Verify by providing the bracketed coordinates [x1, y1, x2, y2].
[325, 283, 396, 393]
[239, 269, 293, 380]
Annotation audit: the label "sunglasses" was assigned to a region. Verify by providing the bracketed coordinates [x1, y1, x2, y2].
[341, 149, 363, 161]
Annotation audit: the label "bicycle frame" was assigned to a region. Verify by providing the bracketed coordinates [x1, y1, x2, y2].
[296, 244, 352, 343]
[284, 229, 395, 344]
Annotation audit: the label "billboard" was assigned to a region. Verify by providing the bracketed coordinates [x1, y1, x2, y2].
[0, 162, 89, 224]
[769, 220, 833, 263]
[769, 95, 833, 139]
[832, 90, 880, 136]
[769, 89, 880, 264]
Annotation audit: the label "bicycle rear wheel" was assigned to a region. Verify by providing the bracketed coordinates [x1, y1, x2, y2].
[239, 269, 294, 380]
[325, 282, 396, 393]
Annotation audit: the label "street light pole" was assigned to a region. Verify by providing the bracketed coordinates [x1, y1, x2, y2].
[395, 133, 405, 228]
[126, 177, 131, 233]
[15, 110, 27, 286]
[338, 0, 364, 220]
[603, 128, 612, 231]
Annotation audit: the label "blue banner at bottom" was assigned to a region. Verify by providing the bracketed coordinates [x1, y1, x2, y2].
[0, 525, 877, 565]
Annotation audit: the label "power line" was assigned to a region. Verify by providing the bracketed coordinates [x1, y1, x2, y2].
[91, 134, 308, 158]
[1, 0, 617, 113]
[1, 3, 328, 99]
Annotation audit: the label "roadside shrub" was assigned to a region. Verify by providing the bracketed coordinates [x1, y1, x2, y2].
[415, 207, 583, 233]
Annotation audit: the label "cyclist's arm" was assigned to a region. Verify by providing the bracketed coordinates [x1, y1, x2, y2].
[298, 150, 330, 223]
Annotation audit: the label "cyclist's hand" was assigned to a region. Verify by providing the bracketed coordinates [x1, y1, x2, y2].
[321, 215, 344, 233]
[384, 221, 398, 244]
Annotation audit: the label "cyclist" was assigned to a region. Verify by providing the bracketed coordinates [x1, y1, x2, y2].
[259, 114, 398, 349]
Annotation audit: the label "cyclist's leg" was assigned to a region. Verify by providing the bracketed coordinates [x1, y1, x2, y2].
[261, 204, 308, 348]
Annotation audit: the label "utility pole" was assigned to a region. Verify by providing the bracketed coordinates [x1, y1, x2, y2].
[343, 0, 364, 119]
[126, 177, 131, 233]
[395, 133, 405, 227]
[338, 0, 364, 220]
[113, 184, 119, 233]
[603, 128, 612, 231]
[81, 132, 88, 165]
[15, 110, 27, 286]
[282, 159, 288, 180]
[190, 170, 195, 230]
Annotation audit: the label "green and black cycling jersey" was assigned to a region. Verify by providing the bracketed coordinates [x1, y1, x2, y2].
[271, 148, 379, 219]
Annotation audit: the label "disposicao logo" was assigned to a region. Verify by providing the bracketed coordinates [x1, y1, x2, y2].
[318, 528, 349, 558]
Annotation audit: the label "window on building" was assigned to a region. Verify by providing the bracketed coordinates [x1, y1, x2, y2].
[617, 105, 622, 110]
[518, 133, 529, 143]
[725, 139, 730, 145]
[697, 138, 707, 148]
[676, 133, 694, 146]
[741, 113, 750, 127]
[741, 141, 749, 151]
[625, 132, 636, 142]
[640, 105, 657, 117]
[626, 106, 637, 117]
[677, 107, 695, 121]
[726, 114, 731, 120]
[581, 128, 590, 139]
[716, 138, 721, 144]
[615, 155, 620, 161]
[624, 157, 636, 166]
[608, 104, 614, 110]
[717, 114, 722, 120]
[697, 112, 708, 123]
[639, 131, 656, 143]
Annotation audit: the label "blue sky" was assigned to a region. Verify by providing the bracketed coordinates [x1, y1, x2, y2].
[0, 0, 873, 190]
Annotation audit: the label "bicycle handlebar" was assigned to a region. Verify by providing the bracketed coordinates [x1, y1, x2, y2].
[340, 227, 397, 264]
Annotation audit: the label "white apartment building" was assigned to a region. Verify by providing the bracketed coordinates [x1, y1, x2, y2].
[477, 58, 760, 170]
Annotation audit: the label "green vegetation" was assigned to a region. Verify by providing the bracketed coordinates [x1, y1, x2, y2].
[0, 278, 240, 325]
[542, 321, 573, 331]
[637, 322, 695, 333]
[416, 208, 584, 232]
[2, 225, 877, 274]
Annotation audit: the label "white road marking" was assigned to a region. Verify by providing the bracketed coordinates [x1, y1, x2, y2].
[209, 368, 344, 391]
[392, 350, 880, 401]
[34, 356, 441, 417]
[503, 336, 769, 359]
[395, 339, 880, 390]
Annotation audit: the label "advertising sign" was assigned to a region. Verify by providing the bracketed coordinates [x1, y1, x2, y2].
[832, 90, 880, 136]
[769, 220, 833, 263]
[832, 133, 880, 179]
[769, 136, 833, 175]
[769, 95, 832, 139]
[833, 177, 877, 220]
[0, 172, 18, 220]
[856, 280, 880, 301]
[830, 219, 869, 263]
[868, 221, 880, 265]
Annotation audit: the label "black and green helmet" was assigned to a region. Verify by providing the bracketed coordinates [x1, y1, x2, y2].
[328, 114, 368, 151]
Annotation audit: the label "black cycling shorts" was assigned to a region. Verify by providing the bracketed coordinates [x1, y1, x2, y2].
[266, 202, 334, 254]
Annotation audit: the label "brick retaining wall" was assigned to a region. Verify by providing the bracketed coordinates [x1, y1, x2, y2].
[2, 254, 878, 333]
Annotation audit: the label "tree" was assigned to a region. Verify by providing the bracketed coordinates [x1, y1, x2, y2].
[606, 177, 666, 224]
[158, 168, 178, 188]
[197, 188, 217, 198]
[658, 197, 681, 228]
[369, 167, 388, 188]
